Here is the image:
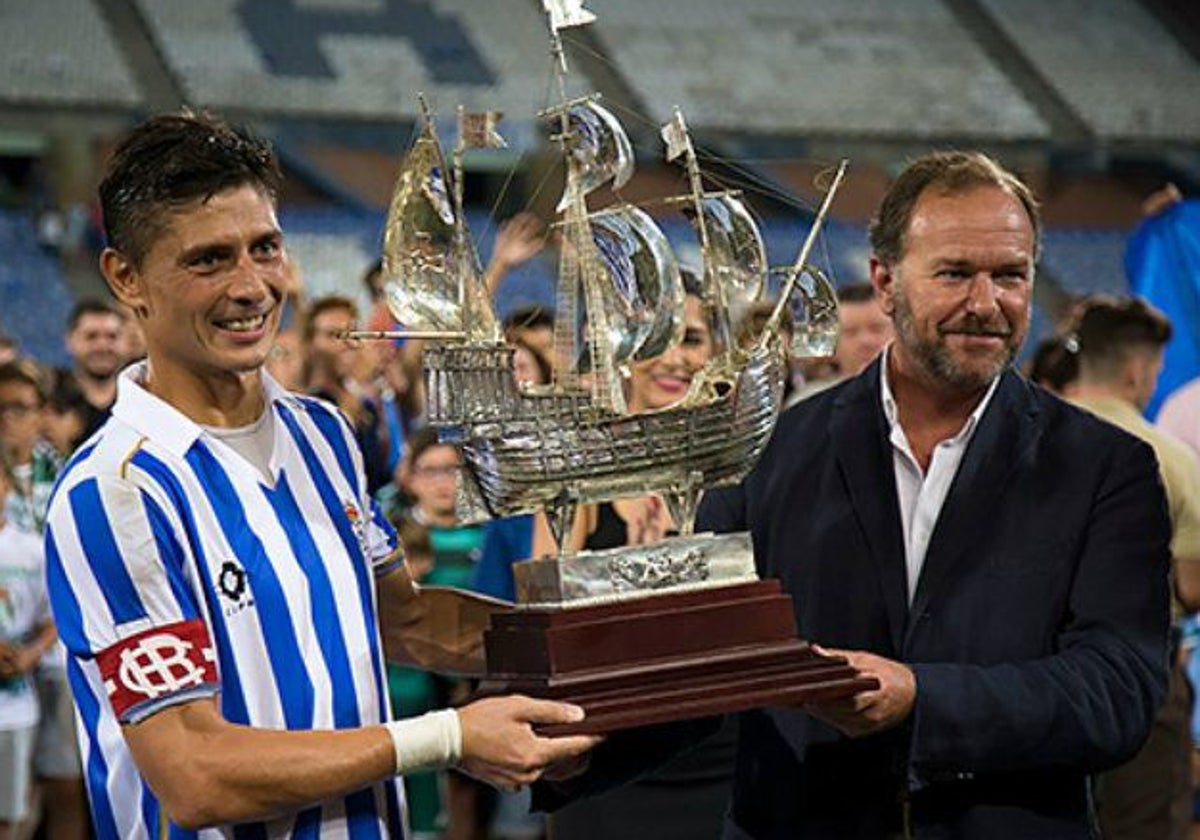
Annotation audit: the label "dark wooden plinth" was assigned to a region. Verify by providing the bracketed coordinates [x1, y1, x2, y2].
[477, 580, 877, 736]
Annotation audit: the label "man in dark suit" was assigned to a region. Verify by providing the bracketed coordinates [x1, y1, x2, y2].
[537, 151, 1171, 838]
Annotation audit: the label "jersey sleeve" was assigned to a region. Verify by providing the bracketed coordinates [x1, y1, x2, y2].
[366, 497, 402, 574]
[44, 473, 219, 724]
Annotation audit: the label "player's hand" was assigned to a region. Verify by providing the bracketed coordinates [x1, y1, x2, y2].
[456, 695, 603, 790]
[803, 647, 915, 738]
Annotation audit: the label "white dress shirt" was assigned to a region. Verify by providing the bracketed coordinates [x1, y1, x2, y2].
[879, 350, 1000, 602]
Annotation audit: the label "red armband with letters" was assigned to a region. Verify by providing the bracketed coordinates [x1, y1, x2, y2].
[96, 619, 219, 722]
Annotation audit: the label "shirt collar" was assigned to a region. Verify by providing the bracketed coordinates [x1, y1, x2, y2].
[111, 360, 290, 458]
[879, 344, 1002, 443]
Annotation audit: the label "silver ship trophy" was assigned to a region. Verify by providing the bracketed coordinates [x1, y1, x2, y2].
[354, 2, 876, 734]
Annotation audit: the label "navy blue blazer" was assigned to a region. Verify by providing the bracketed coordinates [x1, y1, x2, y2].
[536, 361, 1171, 839]
[699, 361, 1171, 838]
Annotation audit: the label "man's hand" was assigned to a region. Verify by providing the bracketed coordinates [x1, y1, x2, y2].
[804, 647, 916, 738]
[457, 695, 602, 791]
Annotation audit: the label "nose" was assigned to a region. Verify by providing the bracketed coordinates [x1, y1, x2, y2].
[965, 273, 1000, 318]
[227, 254, 270, 303]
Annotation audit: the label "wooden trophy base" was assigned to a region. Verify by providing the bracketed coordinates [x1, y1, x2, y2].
[477, 579, 877, 736]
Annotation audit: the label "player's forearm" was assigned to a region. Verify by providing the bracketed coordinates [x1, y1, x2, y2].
[130, 711, 395, 828]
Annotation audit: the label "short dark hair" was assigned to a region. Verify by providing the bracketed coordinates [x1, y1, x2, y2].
[303, 295, 358, 342]
[67, 298, 123, 333]
[869, 151, 1041, 267]
[45, 369, 87, 415]
[99, 110, 281, 266]
[0, 359, 47, 403]
[1027, 335, 1080, 393]
[406, 426, 455, 470]
[837, 282, 877, 305]
[1074, 295, 1171, 381]
[502, 305, 554, 335]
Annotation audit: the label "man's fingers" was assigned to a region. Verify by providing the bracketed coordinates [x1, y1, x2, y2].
[511, 696, 587, 726]
[535, 733, 604, 763]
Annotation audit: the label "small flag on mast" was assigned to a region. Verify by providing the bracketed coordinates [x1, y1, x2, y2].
[661, 110, 690, 162]
[459, 111, 507, 149]
[542, 0, 596, 31]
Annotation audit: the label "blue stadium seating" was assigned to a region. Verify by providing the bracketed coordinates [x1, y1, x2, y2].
[0, 211, 76, 367]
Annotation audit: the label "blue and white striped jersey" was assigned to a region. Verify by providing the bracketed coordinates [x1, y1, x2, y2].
[45, 363, 407, 839]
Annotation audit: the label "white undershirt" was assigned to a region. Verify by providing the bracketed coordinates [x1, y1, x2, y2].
[879, 349, 1000, 602]
[202, 407, 276, 484]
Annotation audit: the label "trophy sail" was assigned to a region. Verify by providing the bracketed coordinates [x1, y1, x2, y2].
[694, 193, 767, 319]
[381, 116, 499, 341]
[576, 204, 685, 371]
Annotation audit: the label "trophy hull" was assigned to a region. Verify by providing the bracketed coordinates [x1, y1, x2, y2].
[426, 342, 786, 517]
[477, 580, 877, 736]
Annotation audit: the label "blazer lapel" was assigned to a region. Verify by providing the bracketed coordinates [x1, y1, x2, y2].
[831, 360, 909, 651]
[906, 370, 1043, 639]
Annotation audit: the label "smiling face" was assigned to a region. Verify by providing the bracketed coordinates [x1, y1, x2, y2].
[67, 311, 124, 380]
[872, 185, 1034, 393]
[628, 294, 713, 411]
[103, 184, 288, 397]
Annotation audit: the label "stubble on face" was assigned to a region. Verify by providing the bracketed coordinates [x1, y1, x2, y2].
[890, 276, 1022, 393]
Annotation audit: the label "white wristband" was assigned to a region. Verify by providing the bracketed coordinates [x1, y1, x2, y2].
[385, 709, 463, 775]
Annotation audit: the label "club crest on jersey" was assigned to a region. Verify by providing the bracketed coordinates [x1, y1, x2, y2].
[97, 620, 219, 721]
[345, 499, 371, 558]
[217, 559, 254, 617]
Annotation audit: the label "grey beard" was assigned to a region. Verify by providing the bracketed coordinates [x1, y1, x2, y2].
[892, 291, 1016, 391]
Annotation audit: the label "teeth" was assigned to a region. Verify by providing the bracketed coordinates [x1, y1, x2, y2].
[219, 314, 266, 332]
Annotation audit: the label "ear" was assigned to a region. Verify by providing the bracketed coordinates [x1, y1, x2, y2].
[869, 257, 896, 316]
[99, 248, 149, 317]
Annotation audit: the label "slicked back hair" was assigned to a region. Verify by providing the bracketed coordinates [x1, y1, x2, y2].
[869, 151, 1041, 267]
[99, 110, 281, 266]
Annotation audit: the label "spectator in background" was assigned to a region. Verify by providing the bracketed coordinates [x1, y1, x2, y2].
[1063, 296, 1200, 840]
[1027, 333, 1081, 394]
[0, 464, 56, 840]
[502, 305, 554, 365]
[0, 362, 59, 534]
[396, 428, 484, 587]
[833, 281, 894, 377]
[303, 294, 391, 493]
[60, 299, 124, 447]
[0, 361, 88, 840]
[0, 336, 17, 367]
[40, 372, 87, 461]
[115, 304, 146, 365]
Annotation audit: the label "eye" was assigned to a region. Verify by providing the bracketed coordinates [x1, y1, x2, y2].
[935, 268, 969, 280]
[253, 236, 282, 260]
[188, 250, 223, 272]
[994, 269, 1029, 285]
